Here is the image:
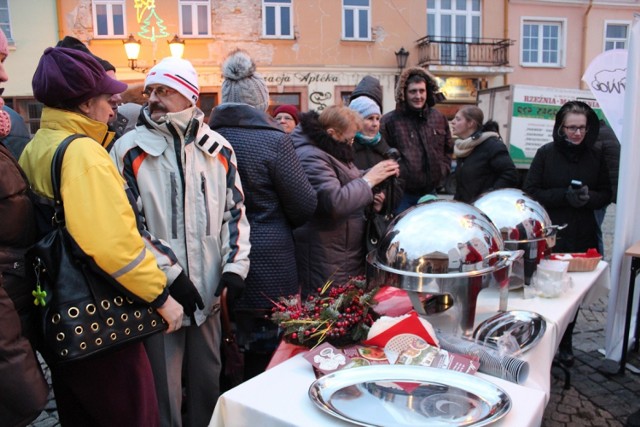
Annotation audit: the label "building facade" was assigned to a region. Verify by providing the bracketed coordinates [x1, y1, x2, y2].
[0, 0, 637, 134]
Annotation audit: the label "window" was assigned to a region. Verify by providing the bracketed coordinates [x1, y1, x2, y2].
[93, 0, 125, 37]
[604, 22, 629, 51]
[13, 99, 43, 136]
[198, 92, 218, 123]
[269, 93, 301, 116]
[263, 0, 293, 39]
[269, 88, 307, 114]
[521, 19, 564, 67]
[0, 0, 12, 43]
[180, 0, 210, 37]
[427, 0, 481, 65]
[343, 0, 370, 41]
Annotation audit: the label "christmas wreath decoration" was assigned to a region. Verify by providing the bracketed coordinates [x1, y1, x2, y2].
[270, 276, 379, 349]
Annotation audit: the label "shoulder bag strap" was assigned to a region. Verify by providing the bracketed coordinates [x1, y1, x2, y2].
[50, 134, 86, 224]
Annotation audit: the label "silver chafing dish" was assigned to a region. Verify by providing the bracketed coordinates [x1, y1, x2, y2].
[367, 200, 523, 336]
[472, 188, 563, 285]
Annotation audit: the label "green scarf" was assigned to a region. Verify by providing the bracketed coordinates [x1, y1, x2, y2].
[354, 132, 381, 147]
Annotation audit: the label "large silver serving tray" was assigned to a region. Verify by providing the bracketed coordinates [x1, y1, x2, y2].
[472, 310, 547, 357]
[309, 365, 511, 426]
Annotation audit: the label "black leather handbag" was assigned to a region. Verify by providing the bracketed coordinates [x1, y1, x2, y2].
[25, 134, 166, 364]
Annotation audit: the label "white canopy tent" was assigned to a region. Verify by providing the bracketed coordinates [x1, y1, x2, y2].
[584, 14, 640, 364]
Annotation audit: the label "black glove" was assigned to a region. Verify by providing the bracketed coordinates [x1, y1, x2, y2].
[169, 271, 204, 321]
[565, 185, 590, 208]
[215, 272, 245, 311]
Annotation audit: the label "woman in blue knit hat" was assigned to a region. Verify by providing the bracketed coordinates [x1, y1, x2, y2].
[349, 96, 404, 251]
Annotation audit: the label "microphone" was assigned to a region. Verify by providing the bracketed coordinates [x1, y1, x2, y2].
[384, 148, 401, 161]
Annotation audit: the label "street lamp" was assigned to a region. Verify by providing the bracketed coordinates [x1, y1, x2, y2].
[123, 34, 144, 72]
[168, 34, 185, 59]
[395, 47, 410, 74]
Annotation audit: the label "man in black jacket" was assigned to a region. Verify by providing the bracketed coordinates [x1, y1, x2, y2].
[593, 120, 620, 256]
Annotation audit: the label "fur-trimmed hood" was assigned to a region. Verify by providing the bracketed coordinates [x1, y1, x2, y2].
[394, 66, 440, 109]
[297, 111, 355, 164]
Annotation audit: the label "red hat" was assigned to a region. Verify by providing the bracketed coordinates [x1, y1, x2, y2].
[272, 104, 300, 124]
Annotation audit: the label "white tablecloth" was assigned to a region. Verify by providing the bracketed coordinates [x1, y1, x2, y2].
[210, 262, 609, 427]
[210, 354, 546, 427]
[474, 260, 609, 400]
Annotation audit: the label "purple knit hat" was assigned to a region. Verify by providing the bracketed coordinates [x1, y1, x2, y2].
[32, 47, 127, 108]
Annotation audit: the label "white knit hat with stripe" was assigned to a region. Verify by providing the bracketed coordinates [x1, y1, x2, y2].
[145, 57, 200, 106]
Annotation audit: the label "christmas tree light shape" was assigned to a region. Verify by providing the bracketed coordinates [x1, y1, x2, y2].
[135, 0, 169, 42]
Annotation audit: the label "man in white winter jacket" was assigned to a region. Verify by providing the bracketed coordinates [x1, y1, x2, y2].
[110, 57, 250, 427]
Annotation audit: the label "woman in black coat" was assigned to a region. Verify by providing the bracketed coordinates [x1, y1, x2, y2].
[451, 106, 519, 203]
[523, 101, 611, 253]
[523, 100, 611, 367]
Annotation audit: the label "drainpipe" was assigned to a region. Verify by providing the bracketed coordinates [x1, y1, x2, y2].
[56, 0, 64, 40]
[581, 0, 594, 89]
[503, 0, 509, 86]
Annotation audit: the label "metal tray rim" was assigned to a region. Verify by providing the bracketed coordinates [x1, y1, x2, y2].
[472, 310, 547, 356]
[309, 365, 511, 427]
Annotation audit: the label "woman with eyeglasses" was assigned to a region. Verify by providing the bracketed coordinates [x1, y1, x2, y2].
[524, 100, 611, 253]
[291, 105, 399, 296]
[272, 104, 300, 133]
[523, 100, 611, 367]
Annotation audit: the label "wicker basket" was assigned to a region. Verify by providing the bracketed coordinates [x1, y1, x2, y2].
[566, 256, 602, 272]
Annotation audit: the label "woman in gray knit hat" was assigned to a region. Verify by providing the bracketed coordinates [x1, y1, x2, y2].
[209, 49, 317, 383]
[220, 49, 270, 111]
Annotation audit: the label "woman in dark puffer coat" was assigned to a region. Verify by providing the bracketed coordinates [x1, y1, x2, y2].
[209, 49, 318, 380]
[210, 102, 317, 378]
[450, 106, 519, 203]
[291, 106, 399, 296]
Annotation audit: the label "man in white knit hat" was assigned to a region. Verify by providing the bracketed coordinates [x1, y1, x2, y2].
[110, 56, 251, 427]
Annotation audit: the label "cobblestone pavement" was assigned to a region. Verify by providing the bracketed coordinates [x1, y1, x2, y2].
[29, 205, 638, 427]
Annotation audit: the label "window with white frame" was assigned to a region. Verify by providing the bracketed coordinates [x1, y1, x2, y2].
[604, 22, 629, 51]
[521, 19, 564, 67]
[342, 0, 370, 41]
[263, 0, 293, 38]
[0, 0, 12, 43]
[427, 0, 481, 64]
[93, 0, 125, 37]
[180, 0, 211, 37]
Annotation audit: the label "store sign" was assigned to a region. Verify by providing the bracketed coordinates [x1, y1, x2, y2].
[436, 77, 478, 102]
[263, 73, 340, 85]
[509, 86, 602, 166]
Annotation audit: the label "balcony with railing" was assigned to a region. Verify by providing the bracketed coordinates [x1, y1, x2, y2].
[416, 36, 514, 68]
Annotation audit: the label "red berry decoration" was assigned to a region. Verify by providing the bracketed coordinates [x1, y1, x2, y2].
[270, 276, 379, 348]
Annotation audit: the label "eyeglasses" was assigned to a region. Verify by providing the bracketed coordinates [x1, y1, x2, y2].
[275, 115, 295, 122]
[563, 125, 588, 134]
[143, 86, 178, 99]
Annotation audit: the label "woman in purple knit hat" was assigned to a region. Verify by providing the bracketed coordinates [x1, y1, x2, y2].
[20, 46, 185, 427]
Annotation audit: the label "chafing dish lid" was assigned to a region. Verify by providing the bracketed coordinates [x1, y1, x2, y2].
[374, 200, 505, 277]
[473, 188, 555, 243]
